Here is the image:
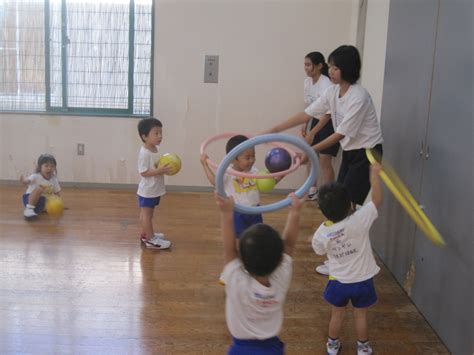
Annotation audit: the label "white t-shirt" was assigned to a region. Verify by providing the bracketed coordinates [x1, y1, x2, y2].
[312, 202, 380, 283]
[137, 146, 166, 198]
[303, 75, 333, 117]
[305, 84, 383, 150]
[25, 173, 61, 196]
[221, 254, 293, 339]
[224, 166, 260, 207]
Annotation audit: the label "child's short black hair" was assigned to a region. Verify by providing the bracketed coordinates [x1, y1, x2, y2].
[328, 45, 361, 84]
[35, 154, 57, 173]
[226, 135, 248, 154]
[138, 117, 163, 142]
[239, 224, 284, 277]
[317, 182, 352, 223]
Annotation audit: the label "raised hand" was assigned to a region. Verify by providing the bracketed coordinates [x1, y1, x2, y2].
[214, 192, 234, 214]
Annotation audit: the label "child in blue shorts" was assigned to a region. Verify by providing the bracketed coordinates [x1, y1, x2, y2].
[215, 191, 305, 355]
[312, 163, 383, 355]
[20, 154, 61, 219]
[202, 135, 284, 284]
[200, 135, 264, 238]
[137, 118, 173, 249]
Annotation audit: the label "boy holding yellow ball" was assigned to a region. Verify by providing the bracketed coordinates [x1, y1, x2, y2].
[137, 118, 173, 250]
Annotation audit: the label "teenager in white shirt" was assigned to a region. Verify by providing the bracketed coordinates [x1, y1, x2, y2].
[302, 51, 339, 202]
[266, 45, 383, 208]
[302, 51, 340, 277]
[215, 191, 304, 354]
[312, 164, 383, 355]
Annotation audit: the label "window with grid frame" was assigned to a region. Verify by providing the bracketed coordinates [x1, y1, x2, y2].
[0, 0, 153, 116]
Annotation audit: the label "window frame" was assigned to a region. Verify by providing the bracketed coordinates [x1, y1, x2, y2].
[0, 0, 154, 118]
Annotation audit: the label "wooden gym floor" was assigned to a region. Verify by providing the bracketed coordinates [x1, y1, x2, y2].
[0, 185, 449, 354]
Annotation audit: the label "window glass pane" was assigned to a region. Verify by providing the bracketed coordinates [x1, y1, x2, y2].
[0, 0, 46, 111]
[133, 0, 152, 115]
[49, 0, 63, 107]
[66, 1, 129, 109]
[1, 0, 152, 115]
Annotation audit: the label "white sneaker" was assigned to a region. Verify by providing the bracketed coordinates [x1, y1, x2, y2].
[326, 339, 341, 354]
[140, 233, 167, 243]
[23, 208, 38, 219]
[316, 260, 329, 275]
[145, 235, 171, 250]
[357, 341, 373, 354]
[154, 232, 168, 241]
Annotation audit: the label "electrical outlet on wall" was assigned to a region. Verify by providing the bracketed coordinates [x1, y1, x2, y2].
[77, 143, 85, 156]
[204, 55, 219, 83]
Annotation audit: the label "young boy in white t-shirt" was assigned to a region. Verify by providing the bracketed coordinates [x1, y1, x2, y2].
[312, 164, 382, 355]
[201, 135, 263, 238]
[137, 118, 173, 249]
[214, 192, 305, 354]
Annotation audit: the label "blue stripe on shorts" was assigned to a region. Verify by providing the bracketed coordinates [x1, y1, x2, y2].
[228, 336, 284, 355]
[22, 194, 46, 213]
[324, 278, 377, 308]
[138, 196, 161, 208]
[233, 210, 263, 238]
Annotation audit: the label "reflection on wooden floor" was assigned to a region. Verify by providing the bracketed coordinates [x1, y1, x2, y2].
[0, 185, 448, 354]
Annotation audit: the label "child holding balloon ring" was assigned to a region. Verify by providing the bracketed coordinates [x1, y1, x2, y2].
[201, 135, 264, 239]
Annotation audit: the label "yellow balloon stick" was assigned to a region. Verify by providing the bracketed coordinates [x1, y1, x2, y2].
[366, 149, 445, 247]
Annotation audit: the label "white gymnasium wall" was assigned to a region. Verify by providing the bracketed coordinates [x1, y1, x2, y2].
[0, 0, 356, 189]
[360, 0, 390, 119]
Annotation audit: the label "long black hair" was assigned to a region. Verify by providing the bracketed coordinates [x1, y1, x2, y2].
[305, 51, 329, 77]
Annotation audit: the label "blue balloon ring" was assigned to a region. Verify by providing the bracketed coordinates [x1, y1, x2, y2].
[215, 133, 318, 214]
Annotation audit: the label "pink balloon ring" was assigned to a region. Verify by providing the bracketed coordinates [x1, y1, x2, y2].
[200, 132, 301, 179]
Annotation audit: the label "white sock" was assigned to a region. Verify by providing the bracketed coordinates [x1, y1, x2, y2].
[26, 204, 36, 209]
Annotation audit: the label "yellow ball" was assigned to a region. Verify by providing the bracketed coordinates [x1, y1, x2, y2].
[256, 170, 276, 192]
[156, 153, 182, 176]
[45, 195, 64, 217]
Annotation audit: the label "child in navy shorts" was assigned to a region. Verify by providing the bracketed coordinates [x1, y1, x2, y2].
[201, 135, 264, 238]
[137, 118, 173, 249]
[312, 164, 383, 355]
[215, 191, 305, 355]
[202, 135, 272, 284]
[20, 154, 61, 219]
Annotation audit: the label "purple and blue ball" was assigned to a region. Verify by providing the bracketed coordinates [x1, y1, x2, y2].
[265, 147, 292, 173]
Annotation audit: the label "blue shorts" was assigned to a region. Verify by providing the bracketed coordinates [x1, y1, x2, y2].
[138, 196, 161, 208]
[324, 278, 377, 308]
[229, 336, 284, 355]
[22, 194, 46, 213]
[233, 210, 263, 238]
